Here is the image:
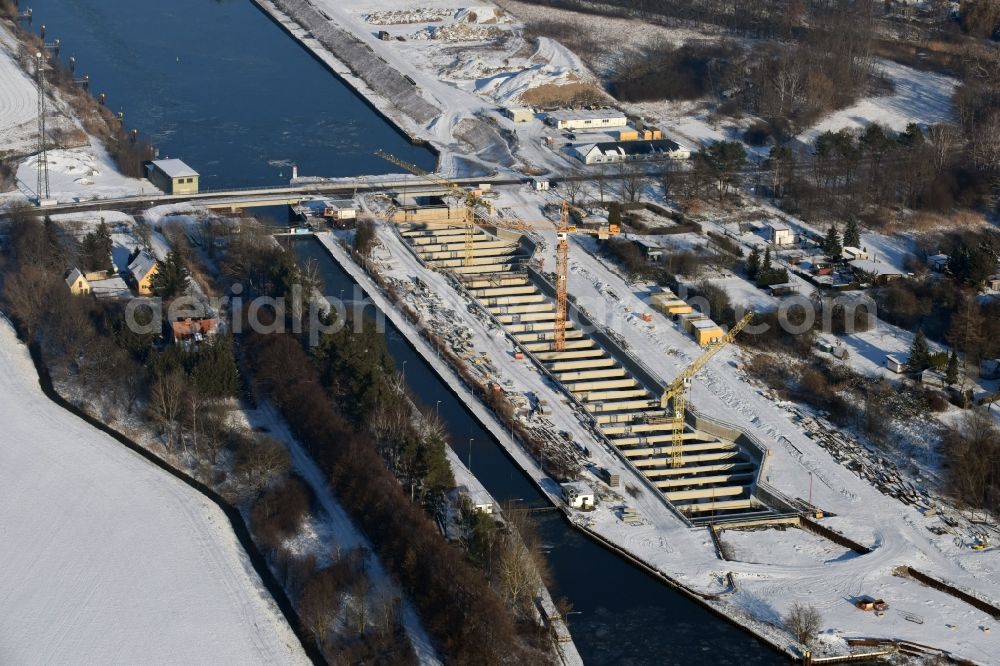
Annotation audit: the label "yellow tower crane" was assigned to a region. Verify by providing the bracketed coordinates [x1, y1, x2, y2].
[659, 311, 755, 467]
[551, 202, 622, 349]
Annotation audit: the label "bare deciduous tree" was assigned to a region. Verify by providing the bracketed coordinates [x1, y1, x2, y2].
[298, 567, 344, 646]
[618, 162, 646, 203]
[149, 371, 187, 449]
[235, 433, 291, 493]
[785, 603, 822, 646]
[561, 170, 586, 207]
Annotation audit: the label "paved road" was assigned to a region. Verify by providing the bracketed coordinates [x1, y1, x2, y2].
[8, 174, 524, 217]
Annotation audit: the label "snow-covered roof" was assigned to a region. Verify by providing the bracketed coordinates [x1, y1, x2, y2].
[850, 259, 901, 276]
[128, 250, 158, 280]
[324, 198, 356, 210]
[768, 222, 790, 231]
[65, 267, 86, 287]
[692, 319, 722, 330]
[560, 481, 594, 496]
[548, 109, 626, 122]
[89, 276, 131, 299]
[151, 159, 198, 179]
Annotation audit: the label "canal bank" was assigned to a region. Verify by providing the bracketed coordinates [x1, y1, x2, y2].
[247, 0, 439, 155]
[302, 232, 790, 664]
[248, 0, 439, 151]
[21, 0, 437, 188]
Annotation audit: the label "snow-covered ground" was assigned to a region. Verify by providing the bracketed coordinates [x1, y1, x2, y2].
[0, 316, 306, 665]
[797, 59, 957, 149]
[12, 140, 153, 203]
[0, 24, 39, 157]
[719, 526, 858, 567]
[558, 229, 1000, 663]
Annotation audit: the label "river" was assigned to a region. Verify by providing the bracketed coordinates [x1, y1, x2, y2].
[27, 0, 782, 663]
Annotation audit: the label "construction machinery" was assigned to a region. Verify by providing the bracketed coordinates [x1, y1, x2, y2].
[374, 150, 618, 351]
[659, 310, 755, 467]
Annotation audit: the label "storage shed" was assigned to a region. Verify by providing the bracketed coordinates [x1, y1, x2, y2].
[561, 481, 595, 509]
[147, 159, 199, 195]
[885, 355, 906, 374]
[768, 222, 793, 246]
[505, 107, 534, 123]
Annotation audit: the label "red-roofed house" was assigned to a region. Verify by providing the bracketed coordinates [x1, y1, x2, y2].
[171, 318, 219, 346]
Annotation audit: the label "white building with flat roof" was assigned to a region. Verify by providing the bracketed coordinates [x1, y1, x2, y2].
[504, 107, 534, 123]
[547, 109, 628, 131]
[147, 159, 199, 195]
[768, 222, 793, 246]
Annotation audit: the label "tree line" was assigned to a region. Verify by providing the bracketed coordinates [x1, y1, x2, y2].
[246, 330, 556, 665]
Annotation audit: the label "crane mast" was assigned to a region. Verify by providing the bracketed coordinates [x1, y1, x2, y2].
[660, 311, 755, 467]
[374, 150, 481, 266]
[554, 202, 570, 352]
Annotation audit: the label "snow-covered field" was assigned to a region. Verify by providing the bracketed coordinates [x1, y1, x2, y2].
[11, 140, 153, 203]
[0, 24, 40, 157]
[0, 317, 307, 665]
[797, 59, 957, 148]
[719, 526, 858, 567]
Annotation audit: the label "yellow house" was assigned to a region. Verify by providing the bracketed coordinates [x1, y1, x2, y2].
[65, 268, 91, 295]
[128, 250, 160, 296]
[147, 159, 199, 195]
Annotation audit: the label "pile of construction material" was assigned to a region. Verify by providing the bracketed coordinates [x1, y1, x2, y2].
[790, 408, 932, 509]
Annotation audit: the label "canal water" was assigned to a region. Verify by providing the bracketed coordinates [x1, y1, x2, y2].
[27, 0, 436, 188]
[28, 0, 781, 662]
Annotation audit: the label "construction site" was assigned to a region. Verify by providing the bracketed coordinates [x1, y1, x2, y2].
[367, 151, 802, 527]
[296, 152, 1000, 664]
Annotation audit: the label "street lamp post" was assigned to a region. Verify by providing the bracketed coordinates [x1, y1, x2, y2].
[468, 438, 474, 471]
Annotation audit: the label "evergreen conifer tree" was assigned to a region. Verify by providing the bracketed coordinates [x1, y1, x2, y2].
[151, 250, 190, 299]
[906, 329, 931, 374]
[843, 218, 861, 249]
[824, 224, 842, 259]
[946, 350, 959, 386]
[746, 246, 761, 279]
